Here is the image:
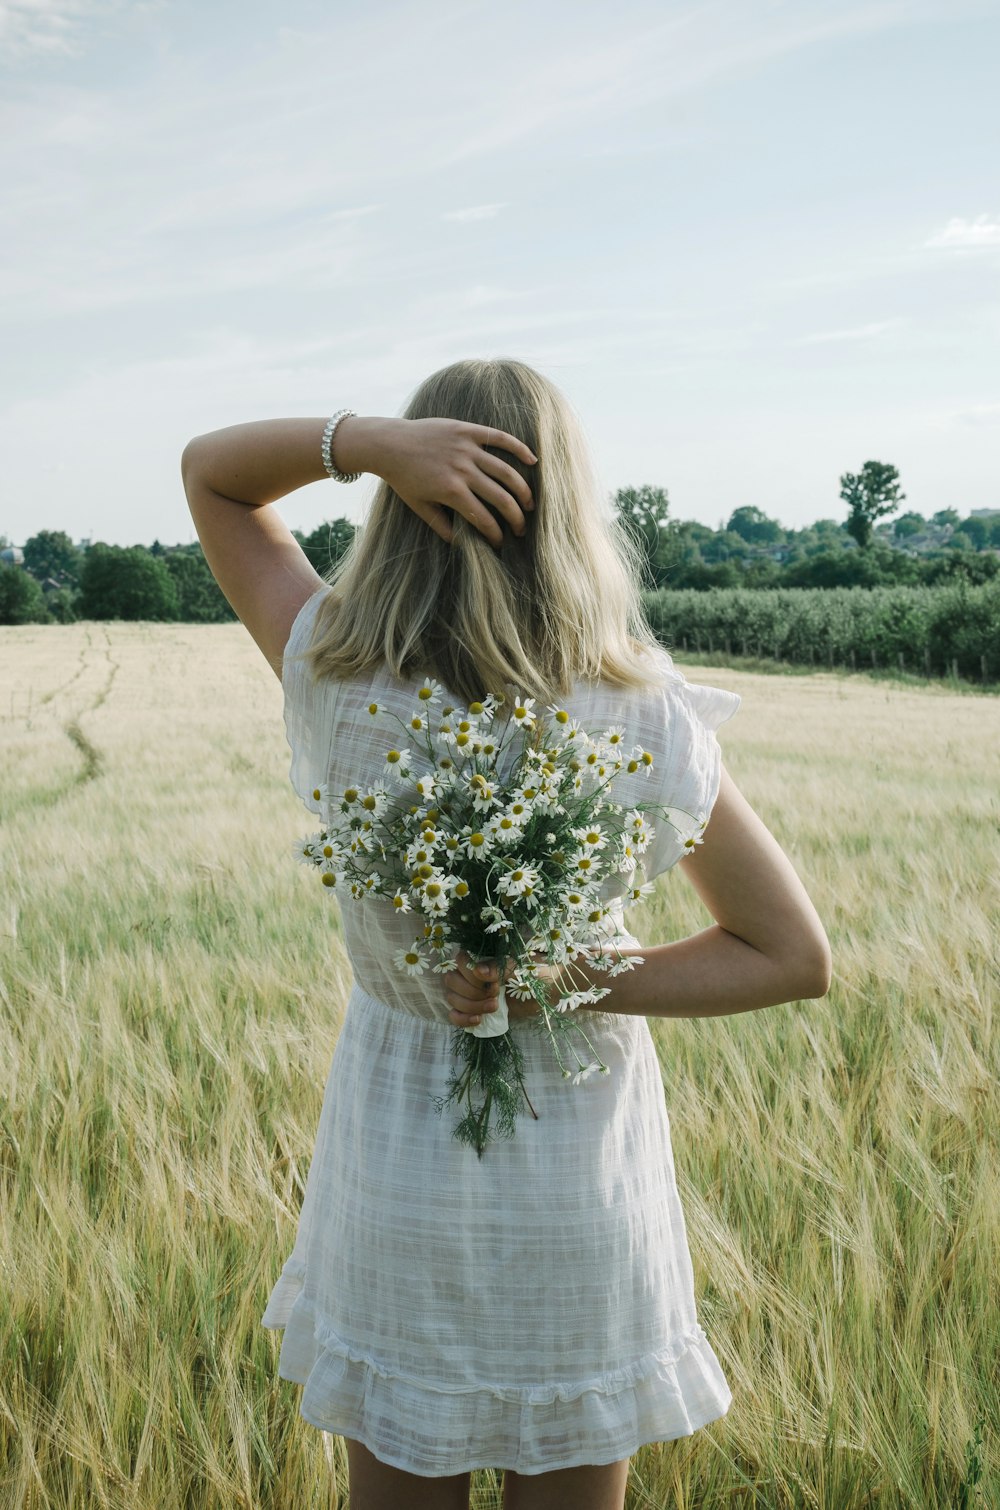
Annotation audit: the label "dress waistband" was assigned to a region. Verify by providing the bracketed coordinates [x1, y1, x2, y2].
[347, 978, 455, 1032]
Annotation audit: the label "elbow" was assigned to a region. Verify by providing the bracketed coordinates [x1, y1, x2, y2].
[795, 941, 833, 1000]
[180, 439, 195, 490]
[180, 435, 206, 489]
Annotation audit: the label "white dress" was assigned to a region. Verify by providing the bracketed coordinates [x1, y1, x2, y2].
[261, 587, 740, 1478]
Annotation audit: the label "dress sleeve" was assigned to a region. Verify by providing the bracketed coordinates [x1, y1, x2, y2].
[281, 587, 338, 817]
[640, 665, 741, 884]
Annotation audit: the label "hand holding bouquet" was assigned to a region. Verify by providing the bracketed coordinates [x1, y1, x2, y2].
[293, 680, 709, 1156]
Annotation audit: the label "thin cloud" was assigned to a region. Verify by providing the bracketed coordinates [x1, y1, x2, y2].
[924, 214, 1000, 248]
[948, 400, 1000, 426]
[0, 0, 119, 58]
[442, 204, 507, 223]
[791, 318, 905, 345]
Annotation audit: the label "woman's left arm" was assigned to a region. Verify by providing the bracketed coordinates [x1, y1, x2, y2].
[181, 414, 537, 676]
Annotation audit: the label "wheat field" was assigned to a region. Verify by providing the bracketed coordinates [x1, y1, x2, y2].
[1, 621, 997, 1510]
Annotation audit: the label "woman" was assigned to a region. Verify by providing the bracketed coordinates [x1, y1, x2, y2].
[182, 358, 832, 1510]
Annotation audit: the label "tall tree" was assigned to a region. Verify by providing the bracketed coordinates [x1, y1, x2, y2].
[164, 550, 236, 622]
[840, 461, 905, 549]
[22, 529, 83, 585]
[78, 544, 179, 620]
[612, 486, 670, 586]
[299, 519, 356, 576]
[725, 505, 784, 545]
[0, 562, 49, 624]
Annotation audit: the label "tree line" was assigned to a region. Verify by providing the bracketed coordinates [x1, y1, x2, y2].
[2, 459, 998, 626]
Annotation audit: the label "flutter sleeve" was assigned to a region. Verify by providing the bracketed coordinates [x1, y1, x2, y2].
[281, 587, 339, 817]
[639, 660, 742, 884]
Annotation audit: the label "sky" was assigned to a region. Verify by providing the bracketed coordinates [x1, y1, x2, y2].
[1, 0, 998, 549]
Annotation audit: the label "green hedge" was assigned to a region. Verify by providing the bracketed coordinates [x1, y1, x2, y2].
[642, 581, 1000, 683]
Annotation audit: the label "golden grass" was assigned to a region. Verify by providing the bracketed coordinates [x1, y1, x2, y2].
[1, 622, 997, 1509]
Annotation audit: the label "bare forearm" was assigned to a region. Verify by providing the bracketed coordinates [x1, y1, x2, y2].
[569, 925, 828, 1019]
[180, 415, 387, 506]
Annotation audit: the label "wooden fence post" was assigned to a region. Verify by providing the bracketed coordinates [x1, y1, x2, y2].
[898, 651, 905, 674]
[924, 647, 931, 676]
[871, 647, 878, 669]
[850, 647, 856, 670]
[982, 653, 989, 683]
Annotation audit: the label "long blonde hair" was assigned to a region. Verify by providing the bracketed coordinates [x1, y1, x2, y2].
[292, 357, 666, 707]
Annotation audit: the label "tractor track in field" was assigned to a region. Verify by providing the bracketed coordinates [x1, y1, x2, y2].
[7, 626, 120, 815]
[59, 626, 118, 789]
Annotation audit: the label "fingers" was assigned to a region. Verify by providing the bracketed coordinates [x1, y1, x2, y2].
[476, 450, 535, 513]
[410, 497, 453, 544]
[445, 950, 508, 1027]
[475, 426, 537, 468]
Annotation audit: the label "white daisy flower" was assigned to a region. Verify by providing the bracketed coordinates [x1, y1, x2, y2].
[312, 836, 343, 866]
[381, 747, 412, 783]
[291, 835, 320, 865]
[417, 872, 453, 914]
[460, 827, 493, 861]
[497, 864, 541, 899]
[468, 774, 499, 813]
[608, 953, 643, 976]
[358, 787, 391, 819]
[571, 851, 602, 882]
[416, 677, 442, 703]
[489, 810, 526, 845]
[571, 1063, 602, 1085]
[395, 946, 428, 976]
[573, 824, 608, 852]
[507, 692, 536, 729]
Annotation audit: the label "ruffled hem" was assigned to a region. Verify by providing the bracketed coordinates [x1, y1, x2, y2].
[261, 1260, 732, 1478]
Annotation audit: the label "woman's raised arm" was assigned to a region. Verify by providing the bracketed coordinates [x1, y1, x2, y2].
[181, 414, 537, 675]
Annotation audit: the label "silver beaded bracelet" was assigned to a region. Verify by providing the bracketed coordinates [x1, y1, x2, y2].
[321, 409, 362, 483]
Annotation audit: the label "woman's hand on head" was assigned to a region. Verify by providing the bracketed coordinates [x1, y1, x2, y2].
[376, 418, 536, 550]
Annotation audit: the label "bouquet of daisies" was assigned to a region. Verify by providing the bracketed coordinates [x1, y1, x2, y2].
[293, 680, 709, 1157]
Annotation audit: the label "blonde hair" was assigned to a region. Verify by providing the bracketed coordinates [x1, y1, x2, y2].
[291, 357, 666, 707]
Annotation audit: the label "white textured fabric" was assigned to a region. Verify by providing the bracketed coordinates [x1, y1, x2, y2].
[261, 586, 741, 1477]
